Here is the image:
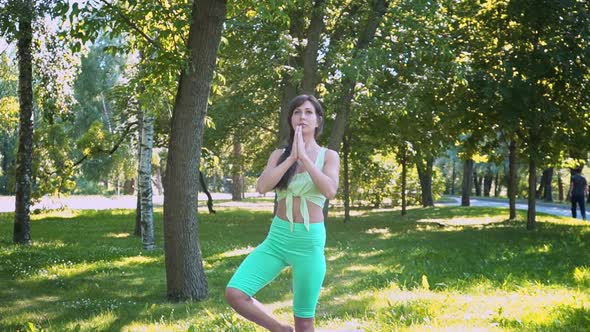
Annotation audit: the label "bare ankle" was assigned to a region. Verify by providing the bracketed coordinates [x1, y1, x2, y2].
[276, 323, 293, 332]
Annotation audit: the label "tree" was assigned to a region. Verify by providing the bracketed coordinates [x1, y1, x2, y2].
[467, 0, 590, 229]
[163, 0, 227, 300]
[6, 0, 34, 245]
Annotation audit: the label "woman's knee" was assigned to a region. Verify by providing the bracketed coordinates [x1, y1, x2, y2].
[225, 287, 249, 305]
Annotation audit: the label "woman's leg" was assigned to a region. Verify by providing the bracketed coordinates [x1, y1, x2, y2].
[226, 237, 291, 331]
[294, 317, 314, 332]
[291, 247, 326, 331]
[225, 287, 293, 332]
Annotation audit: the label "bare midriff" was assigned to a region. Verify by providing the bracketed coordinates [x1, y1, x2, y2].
[276, 197, 324, 223]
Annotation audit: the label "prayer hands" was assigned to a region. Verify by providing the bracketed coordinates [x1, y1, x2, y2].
[296, 126, 308, 162]
[288, 126, 309, 164]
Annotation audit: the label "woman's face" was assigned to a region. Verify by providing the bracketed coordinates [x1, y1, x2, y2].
[291, 100, 320, 135]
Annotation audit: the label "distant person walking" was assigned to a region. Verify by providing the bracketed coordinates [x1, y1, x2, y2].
[570, 168, 588, 220]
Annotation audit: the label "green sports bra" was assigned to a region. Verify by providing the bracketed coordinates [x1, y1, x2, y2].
[276, 147, 328, 231]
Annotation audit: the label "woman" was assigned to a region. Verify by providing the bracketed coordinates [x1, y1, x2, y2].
[225, 94, 340, 332]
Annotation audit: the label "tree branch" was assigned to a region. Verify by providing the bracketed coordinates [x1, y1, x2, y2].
[73, 120, 138, 167]
[95, 0, 160, 49]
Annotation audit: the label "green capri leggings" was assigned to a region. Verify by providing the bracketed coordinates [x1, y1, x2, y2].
[227, 216, 326, 318]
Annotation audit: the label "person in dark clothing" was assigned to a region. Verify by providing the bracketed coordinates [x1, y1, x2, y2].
[570, 169, 588, 220]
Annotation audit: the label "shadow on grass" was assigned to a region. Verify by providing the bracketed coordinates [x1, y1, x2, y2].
[320, 206, 590, 306]
[1, 206, 589, 331]
[496, 305, 590, 331]
[0, 209, 283, 331]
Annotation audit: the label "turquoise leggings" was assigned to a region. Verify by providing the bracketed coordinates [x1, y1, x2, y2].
[227, 216, 326, 318]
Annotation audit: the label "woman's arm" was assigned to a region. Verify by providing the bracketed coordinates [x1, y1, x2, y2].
[255, 149, 296, 194]
[301, 149, 340, 199]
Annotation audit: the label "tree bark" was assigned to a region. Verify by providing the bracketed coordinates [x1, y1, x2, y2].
[342, 132, 350, 222]
[474, 171, 482, 196]
[231, 139, 243, 201]
[135, 193, 141, 236]
[300, 0, 326, 94]
[416, 157, 434, 207]
[483, 166, 493, 197]
[450, 158, 456, 195]
[461, 159, 474, 206]
[401, 147, 408, 216]
[508, 139, 517, 219]
[135, 109, 144, 237]
[199, 171, 216, 214]
[163, 0, 226, 301]
[558, 170, 564, 202]
[527, 158, 536, 230]
[13, 0, 34, 245]
[494, 169, 500, 197]
[139, 114, 155, 250]
[543, 167, 553, 202]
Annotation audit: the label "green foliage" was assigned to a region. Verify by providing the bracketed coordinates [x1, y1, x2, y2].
[0, 96, 18, 132]
[32, 122, 76, 198]
[346, 151, 446, 208]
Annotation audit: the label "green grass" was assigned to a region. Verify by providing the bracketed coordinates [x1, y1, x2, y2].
[1, 206, 589, 331]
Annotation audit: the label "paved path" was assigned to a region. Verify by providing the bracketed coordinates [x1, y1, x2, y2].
[442, 196, 575, 218]
[0, 193, 580, 220]
[0, 193, 274, 213]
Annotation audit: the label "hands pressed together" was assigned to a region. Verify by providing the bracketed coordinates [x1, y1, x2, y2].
[288, 125, 310, 164]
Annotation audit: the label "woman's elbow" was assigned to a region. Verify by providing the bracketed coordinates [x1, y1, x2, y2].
[256, 184, 266, 194]
[256, 182, 270, 194]
[324, 187, 338, 199]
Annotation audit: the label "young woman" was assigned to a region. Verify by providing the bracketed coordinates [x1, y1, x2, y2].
[225, 95, 340, 332]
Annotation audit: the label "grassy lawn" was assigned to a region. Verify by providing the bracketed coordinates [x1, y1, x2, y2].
[1, 205, 589, 331]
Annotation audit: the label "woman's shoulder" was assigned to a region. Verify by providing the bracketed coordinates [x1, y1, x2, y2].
[322, 147, 339, 159]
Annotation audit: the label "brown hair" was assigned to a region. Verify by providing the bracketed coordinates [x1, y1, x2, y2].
[274, 95, 324, 190]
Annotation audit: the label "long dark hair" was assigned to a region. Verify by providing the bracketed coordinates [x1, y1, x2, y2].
[274, 94, 324, 190]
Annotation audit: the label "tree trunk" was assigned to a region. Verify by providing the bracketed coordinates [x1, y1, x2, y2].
[153, 167, 163, 195]
[199, 171, 216, 214]
[416, 157, 434, 207]
[13, 0, 34, 245]
[461, 159, 474, 206]
[483, 166, 493, 197]
[163, 0, 226, 301]
[323, 0, 388, 221]
[535, 171, 545, 199]
[135, 109, 144, 237]
[508, 139, 517, 219]
[401, 147, 408, 216]
[135, 193, 141, 236]
[327, 0, 388, 152]
[494, 169, 500, 197]
[139, 114, 155, 250]
[277, 9, 305, 147]
[343, 132, 350, 223]
[527, 158, 536, 230]
[231, 139, 243, 201]
[450, 158, 456, 195]
[278, 77, 298, 147]
[543, 167, 553, 202]
[558, 170, 564, 202]
[300, 0, 326, 94]
[474, 171, 482, 196]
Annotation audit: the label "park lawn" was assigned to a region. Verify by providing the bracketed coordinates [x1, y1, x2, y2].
[1, 206, 589, 332]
